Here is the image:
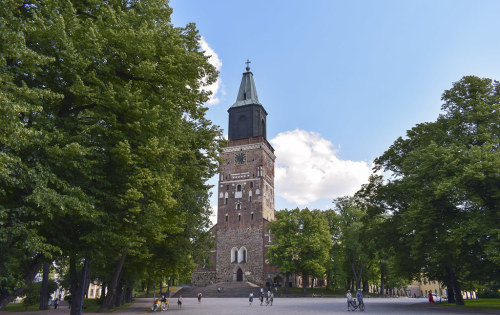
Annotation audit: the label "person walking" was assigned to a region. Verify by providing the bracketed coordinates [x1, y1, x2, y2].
[197, 292, 202, 304]
[177, 295, 183, 310]
[356, 289, 363, 305]
[249, 292, 254, 306]
[54, 298, 59, 309]
[259, 292, 264, 306]
[428, 292, 434, 303]
[346, 290, 354, 311]
[270, 292, 274, 306]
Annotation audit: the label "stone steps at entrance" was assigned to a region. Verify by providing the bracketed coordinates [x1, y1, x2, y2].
[172, 281, 263, 298]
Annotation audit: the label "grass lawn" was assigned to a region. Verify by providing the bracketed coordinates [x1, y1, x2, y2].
[1, 304, 41, 312]
[2, 299, 132, 313]
[134, 287, 181, 298]
[278, 287, 345, 297]
[441, 298, 500, 310]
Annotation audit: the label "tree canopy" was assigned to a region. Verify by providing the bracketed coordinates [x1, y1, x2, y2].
[364, 76, 500, 304]
[266, 208, 332, 293]
[1, 0, 221, 311]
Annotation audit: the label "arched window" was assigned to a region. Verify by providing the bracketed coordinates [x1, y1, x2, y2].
[239, 247, 247, 263]
[231, 247, 238, 263]
[237, 184, 242, 192]
[237, 204, 241, 210]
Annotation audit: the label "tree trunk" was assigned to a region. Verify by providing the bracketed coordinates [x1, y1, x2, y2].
[380, 267, 385, 295]
[125, 284, 133, 303]
[98, 253, 127, 312]
[302, 273, 308, 294]
[84, 261, 91, 299]
[114, 279, 123, 307]
[69, 256, 89, 315]
[442, 275, 454, 303]
[39, 262, 50, 310]
[100, 283, 106, 302]
[446, 265, 464, 305]
[351, 261, 363, 290]
[146, 279, 150, 295]
[0, 254, 44, 310]
[285, 274, 290, 294]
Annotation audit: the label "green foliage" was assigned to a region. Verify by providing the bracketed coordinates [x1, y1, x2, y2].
[367, 76, 500, 293]
[1, 0, 221, 307]
[22, 280, 58, 307]
[266, 208, 332, 292]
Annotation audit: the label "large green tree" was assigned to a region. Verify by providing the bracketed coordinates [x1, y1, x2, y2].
[368, 76, 500, 304]
[266, 208, 332, 294]
[1, 0, 221, 311]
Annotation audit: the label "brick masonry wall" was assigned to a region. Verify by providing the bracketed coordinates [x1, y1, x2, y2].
[216, 225, 265, 285]
[191, 271, 217, 286]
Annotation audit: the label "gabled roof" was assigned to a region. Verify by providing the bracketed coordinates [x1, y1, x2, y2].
[231, 65, 262, 108]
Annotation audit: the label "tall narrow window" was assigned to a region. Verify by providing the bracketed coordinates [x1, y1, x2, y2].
[250, 182, 253, 188]
[226, 185, 229, 190]
[237, 204, 241, 210]
[225, 198, 228, 205]
[249, 196, 252, 202]
[237, 184, 242, 192]
[225, 214, 228, 222]
[238, 214, 241, 221]
[251, 213, 254, 220]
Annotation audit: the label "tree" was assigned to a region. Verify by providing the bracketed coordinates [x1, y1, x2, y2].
[1, 0, 221, 311]
[266, 208, 332, 294]
[369, 76, 500, 304]
[333, 197, 373, 292]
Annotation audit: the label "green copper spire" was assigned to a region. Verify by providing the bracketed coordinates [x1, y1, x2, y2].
[231, 60, 262, 108]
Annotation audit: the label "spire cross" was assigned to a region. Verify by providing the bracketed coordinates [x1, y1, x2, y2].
[245, 59, 251, 71]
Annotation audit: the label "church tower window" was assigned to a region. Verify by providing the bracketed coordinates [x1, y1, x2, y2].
[237, 184, 242, 192]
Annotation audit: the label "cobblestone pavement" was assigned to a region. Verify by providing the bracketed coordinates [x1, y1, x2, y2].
[2, 297, 497, 315]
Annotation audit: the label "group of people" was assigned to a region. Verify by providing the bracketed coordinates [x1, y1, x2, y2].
[248, 288, 274, 306]
[152, 295, 183, 311]
[346, 289, 363, 311]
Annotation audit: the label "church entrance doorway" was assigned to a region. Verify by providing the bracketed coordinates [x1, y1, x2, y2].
[236, 268, 243, 282]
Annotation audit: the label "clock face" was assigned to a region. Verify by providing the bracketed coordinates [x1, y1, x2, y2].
[234, 152, 246, 165]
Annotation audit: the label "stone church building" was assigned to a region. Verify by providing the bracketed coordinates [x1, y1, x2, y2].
[192, 62, 281, 287]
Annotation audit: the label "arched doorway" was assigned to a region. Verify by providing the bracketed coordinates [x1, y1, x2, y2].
[236, 268, 243, 282]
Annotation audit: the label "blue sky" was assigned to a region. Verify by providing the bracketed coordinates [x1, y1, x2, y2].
[169, 0, 500, 214]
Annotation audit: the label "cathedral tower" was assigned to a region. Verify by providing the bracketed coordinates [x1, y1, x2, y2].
[215, 61, 277, 284]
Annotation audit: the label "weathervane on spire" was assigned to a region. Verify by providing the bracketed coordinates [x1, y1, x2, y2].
[245, 59, 251, 72]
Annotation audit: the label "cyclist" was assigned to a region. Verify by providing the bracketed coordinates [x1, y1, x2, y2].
[346, 290, 355, 311]
[356, 289, 364, 306]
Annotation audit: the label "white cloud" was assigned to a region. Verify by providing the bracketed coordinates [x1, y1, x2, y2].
[200, 37, 224, 105]
[209, 204, 218, 227]
[270, 129, 371, 205]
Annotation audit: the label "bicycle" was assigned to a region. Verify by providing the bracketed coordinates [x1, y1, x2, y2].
[348, 298, 365, 311]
